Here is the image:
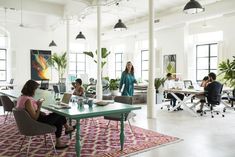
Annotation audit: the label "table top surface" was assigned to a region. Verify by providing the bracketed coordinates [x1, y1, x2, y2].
[0, 89, 141, 119]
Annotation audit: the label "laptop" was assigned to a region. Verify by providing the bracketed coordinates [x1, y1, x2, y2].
[60, 93, 72, 105]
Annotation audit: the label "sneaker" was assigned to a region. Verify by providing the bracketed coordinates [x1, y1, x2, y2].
[196, 109, 202, 113]
[177, 107, 183, 111]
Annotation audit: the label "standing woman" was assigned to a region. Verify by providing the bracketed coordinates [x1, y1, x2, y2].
[119, 61, 137, 96]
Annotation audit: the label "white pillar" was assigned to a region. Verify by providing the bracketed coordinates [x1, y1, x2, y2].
[66, 19, 70, 84]
[147, 0, 156, 118]
[96, 2, 102, 100]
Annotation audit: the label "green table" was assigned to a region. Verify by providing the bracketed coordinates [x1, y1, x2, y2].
[0, 89, 141, 157]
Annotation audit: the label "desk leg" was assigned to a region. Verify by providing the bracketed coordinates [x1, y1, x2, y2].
[120, 113, 125, 151]
[75, 119, 81, 157]
[171, 93, 197, 116]
[69, 118, 72, 139]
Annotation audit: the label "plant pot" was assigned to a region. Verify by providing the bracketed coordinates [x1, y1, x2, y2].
[156, 93, 163, 104]
[111, 90, 119, 96]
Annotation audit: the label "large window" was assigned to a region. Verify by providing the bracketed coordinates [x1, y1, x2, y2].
[115, 53, 123, 78]
[141, 50, 149, 81]
[0, 49, 6, 81]
[196, 43, 218, 81]
[69, 53, 86, 77]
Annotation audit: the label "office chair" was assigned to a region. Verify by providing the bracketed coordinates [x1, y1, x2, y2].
[222, 89, 235, 112]
[0, 95, 15, 124]
[160, 91, 173, 111]
[201, 83, 224, 118]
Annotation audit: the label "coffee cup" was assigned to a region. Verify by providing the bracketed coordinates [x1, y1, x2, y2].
[88, 99, 93, 108]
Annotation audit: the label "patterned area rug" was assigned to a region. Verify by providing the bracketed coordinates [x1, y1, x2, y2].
[0, 116, 181, 157]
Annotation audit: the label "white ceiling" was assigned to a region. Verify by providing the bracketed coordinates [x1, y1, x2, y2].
[0, 0, 229, 30]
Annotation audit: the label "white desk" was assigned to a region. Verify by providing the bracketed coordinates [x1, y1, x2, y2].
[164, 89, 204, 116]
[0, 83, 15, 88]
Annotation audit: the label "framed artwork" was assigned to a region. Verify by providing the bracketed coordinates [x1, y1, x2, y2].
[163, 54, 176, 74]
[30, 49, 51, 80]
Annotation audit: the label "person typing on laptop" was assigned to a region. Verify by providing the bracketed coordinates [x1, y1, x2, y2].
[16, 80, 74, 149]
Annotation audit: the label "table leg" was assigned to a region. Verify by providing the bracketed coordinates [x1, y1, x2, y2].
[120, 113, 125, 151]
[69, 118, 72, 139]
[75, 119, 81, 157]
[170, 93, 198, 116]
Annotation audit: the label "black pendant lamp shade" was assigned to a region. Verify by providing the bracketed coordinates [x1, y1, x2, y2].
[183, 0, 204, 14]
[49, 40, 57, 47]
[114, 19, 127, 31]
[76, 31, 86, 39]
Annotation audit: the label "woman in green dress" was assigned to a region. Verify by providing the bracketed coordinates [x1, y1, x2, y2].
[119, 61, 137, 96]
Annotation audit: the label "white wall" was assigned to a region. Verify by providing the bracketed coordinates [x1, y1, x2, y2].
[7, 23, 96, 88]
[102, 14, 235, 82]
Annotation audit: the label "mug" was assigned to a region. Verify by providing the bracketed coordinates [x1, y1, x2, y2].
[88, 99, 93, 108]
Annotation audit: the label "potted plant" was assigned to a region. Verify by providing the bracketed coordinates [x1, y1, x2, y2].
[155, 78, 166, 104]
[109, 79, 119, 96]
[47, 52, 67, 92]
[218, 56, 235, 88]
[155, 78, 166, 93]
[83, 48, 111, 70]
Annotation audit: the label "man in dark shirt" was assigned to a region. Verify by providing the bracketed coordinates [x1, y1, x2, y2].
[197, 72, 223, 113]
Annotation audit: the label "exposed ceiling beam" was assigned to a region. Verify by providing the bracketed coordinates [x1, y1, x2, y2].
[0, 0, 64, 17]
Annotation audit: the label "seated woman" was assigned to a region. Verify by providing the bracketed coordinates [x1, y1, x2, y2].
[16, 80, 74, 149]
[73, 78, 85, 97]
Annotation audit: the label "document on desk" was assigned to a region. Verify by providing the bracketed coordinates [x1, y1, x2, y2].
[49, 104, 71, 109]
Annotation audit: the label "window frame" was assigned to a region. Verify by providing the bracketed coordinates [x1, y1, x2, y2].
[69, 52, 86, 77]
[196, 43, 218, 81]
[0, 49, 7, 81]
[115, 53, 123, 78]
[141, 50, 149, 81]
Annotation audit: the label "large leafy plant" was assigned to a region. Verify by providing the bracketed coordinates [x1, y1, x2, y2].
[83, 48, 111, 69]
[109, 79, 119, 91]
[47, 52, 67, 82]
[154, 78, 166, 93]
[218, 56, 235, 88]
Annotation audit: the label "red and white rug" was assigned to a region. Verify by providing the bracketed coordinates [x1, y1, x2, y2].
[0, 116, 181, 157]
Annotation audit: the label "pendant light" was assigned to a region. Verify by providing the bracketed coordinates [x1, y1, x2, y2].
[114, 19, 127, 31]
[49, 40, 57, 47]
[76, 31, 86, 40]
[183, 0, 204, 14]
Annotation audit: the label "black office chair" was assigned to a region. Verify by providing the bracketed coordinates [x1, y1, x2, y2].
[201, 83, 224, 118]
[40, 79, 49, 90]
[222, 89, 235, 112]
[160, 91, 173, 111]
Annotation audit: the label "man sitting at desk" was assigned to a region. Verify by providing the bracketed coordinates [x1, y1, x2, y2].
[164, 73, 184, 111]
[196, 72, 222, 113]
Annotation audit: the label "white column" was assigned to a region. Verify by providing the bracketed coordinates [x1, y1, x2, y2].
[96, 2, 102, 100]
[66, 19, 70, 84]
[147, 0, 156, 118]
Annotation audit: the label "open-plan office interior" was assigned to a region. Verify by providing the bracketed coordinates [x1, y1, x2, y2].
[0, 0, 235, 157]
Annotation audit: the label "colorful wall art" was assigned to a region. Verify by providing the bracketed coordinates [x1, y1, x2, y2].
[30, 49, 51, 80]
